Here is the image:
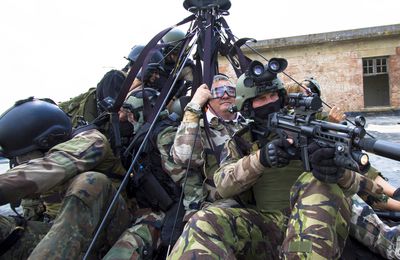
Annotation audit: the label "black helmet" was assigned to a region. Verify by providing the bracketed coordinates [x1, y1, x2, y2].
[145, 49, 165, 72]
[126, 45, 145, 63]
[126, 45, 164, 71]
[0, 97, 72, 158]
[137, 50, 165, 83]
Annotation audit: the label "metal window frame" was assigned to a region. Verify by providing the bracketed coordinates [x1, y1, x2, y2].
[363, 56, 389, 76]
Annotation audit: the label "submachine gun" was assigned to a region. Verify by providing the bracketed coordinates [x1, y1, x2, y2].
[267, 93, 400, 173]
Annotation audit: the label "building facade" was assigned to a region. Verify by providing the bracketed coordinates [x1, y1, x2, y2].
[220, 24, 400, 112]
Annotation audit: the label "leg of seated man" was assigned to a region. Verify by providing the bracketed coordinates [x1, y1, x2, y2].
[0, 215, 51, 259]
[28, 171, 132, 259]
[168, 206, 284, 260]
[283, 172, 351, 259]
[103, 209, 165, 260]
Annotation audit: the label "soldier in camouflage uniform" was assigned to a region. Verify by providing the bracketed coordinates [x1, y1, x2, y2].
[172, 74, 247, 210]
[0, 98, 132, 259]
[168, 66, 391, 259]
[297, 77, 400, 258]
[103, 88, 194, 259]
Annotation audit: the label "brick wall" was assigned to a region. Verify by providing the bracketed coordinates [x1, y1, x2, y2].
[219, 35, 400, 113]
[389, 47, 400, 108]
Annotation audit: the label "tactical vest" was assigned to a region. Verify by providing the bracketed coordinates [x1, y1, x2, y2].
[238, 125, 305, 211]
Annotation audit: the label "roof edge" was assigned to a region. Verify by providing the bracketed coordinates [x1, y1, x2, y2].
[244, 24, 400, 51]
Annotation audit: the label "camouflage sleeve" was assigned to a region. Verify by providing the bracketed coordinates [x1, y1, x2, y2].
[157, 125, 186, 183]
[0, 129, 110, 205]
[363, 165, 381, 180]
[214, 138, 266, 198]
[158, 125, 206, 212]
[337, 170, 387, 202]
[171, 110, 204, 167]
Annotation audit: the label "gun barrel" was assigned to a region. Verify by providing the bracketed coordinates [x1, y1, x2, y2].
[359, 138, 400, 161]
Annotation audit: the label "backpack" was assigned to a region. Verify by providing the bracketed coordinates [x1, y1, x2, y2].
[59, 69, 127, 128]
[58, 88, 98, 127]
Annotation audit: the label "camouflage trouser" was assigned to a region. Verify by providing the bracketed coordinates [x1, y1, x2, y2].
[283, 172, 351, 259]
[167, 205, 285, 260]
[31, 171, 132, 259]
[350, 194, 400, 259]
[0, 171, 131, 259]
[103, 209, 165, 260]
[168, 172, 351, 260]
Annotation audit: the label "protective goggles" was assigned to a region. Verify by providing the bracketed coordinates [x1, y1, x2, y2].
[211, 85, 236, 99]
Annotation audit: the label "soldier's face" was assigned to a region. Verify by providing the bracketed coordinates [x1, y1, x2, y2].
[208, 80, 236, 117]
[119, 108, 136, 123]
[149, 71, 160, 83]
[251, 91, 279, 108]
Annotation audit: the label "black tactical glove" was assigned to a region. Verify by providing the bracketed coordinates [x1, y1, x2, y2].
[259, 138, 291, 168]
[308, 142, 345, 183]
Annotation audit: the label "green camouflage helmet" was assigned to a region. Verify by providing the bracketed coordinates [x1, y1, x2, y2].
[122, 88, 160, 133]
[123, 88, 160, 111]
[162, 28, 186, 54]
[235, 73, 285, 111]
[123, 88, 160, 119]
[303, 77, 321, 96]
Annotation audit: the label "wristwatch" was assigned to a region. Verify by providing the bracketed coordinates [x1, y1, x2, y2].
[184, 101, 202, 116]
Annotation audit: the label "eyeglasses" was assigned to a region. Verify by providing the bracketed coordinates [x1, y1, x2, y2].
[211, 85, 236, 99]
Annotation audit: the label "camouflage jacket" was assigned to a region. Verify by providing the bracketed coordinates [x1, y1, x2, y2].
[0, 128, 125, 206]
[172, 108, 247, 204]
[122, 111, 202, 217]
